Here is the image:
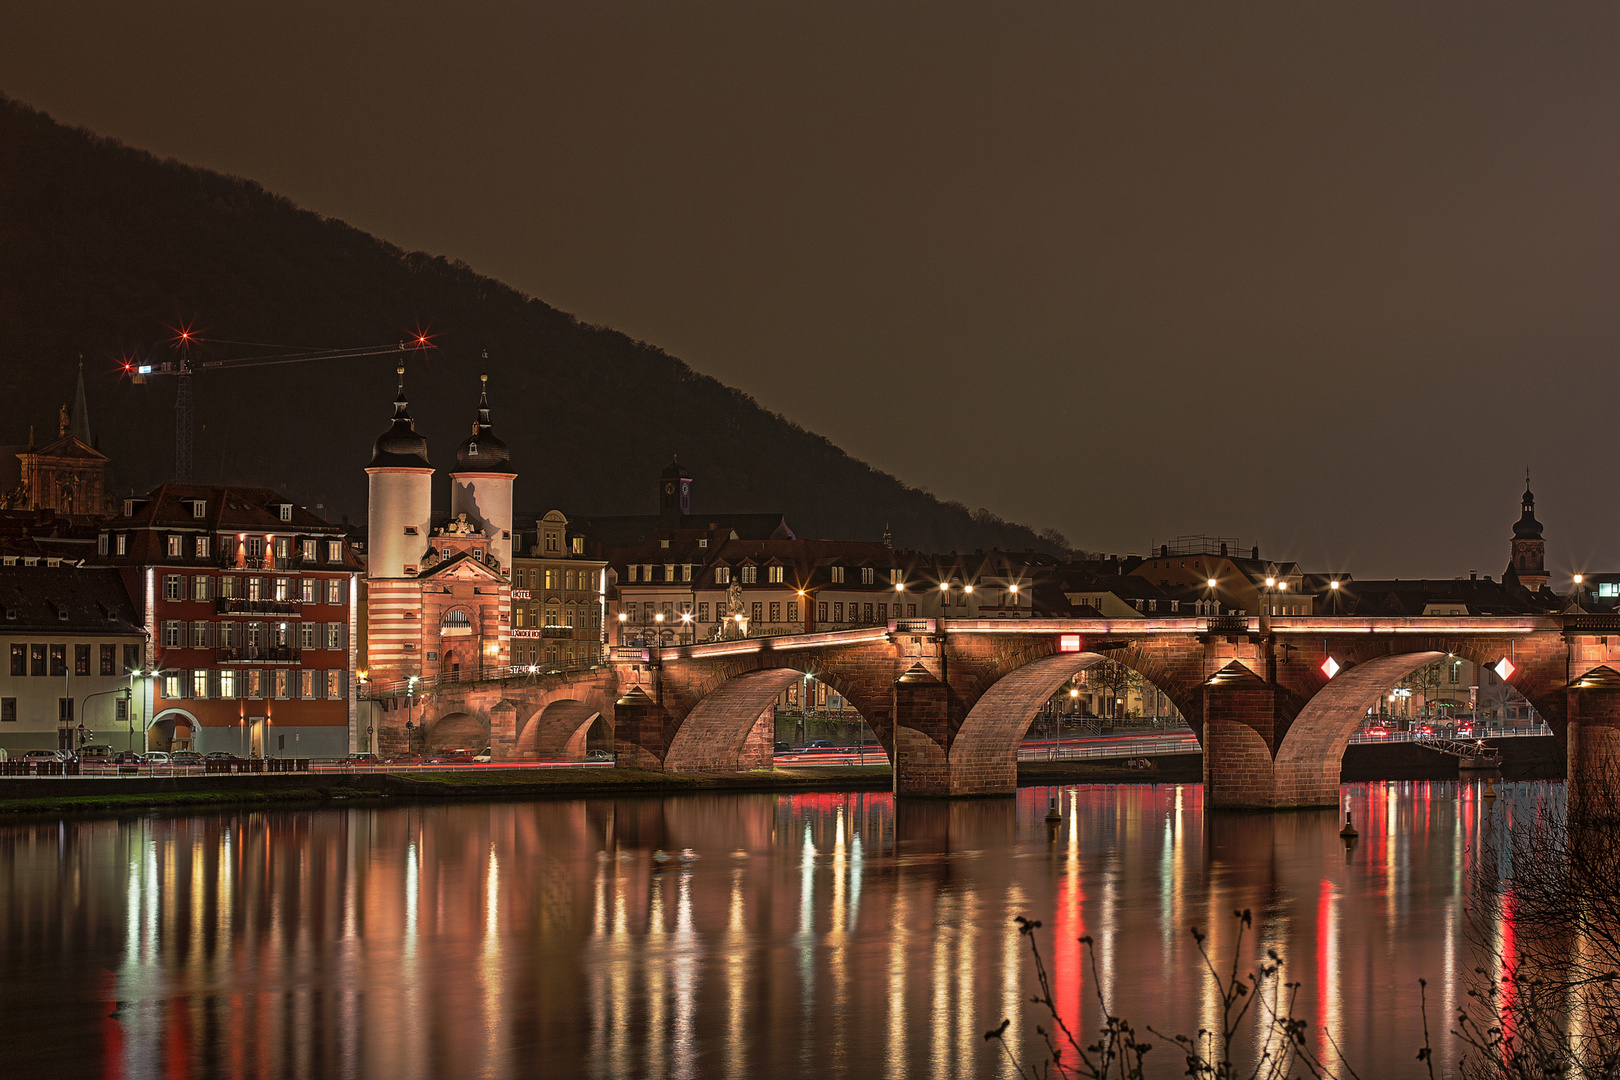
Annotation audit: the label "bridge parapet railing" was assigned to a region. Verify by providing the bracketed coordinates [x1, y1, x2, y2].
[1206, 615, 1254, 634]
[361, 660, 605, 699]
[1564, 614, 1620, 633]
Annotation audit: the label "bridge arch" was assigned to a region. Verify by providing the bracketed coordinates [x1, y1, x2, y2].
[663, 668, 872, 772]
[518, 699, 608, 760]
[427, 710, 489, 751]
[947, 650, 1198, 793]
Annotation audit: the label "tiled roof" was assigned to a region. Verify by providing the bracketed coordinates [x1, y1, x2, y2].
[0, 563, 142, 634]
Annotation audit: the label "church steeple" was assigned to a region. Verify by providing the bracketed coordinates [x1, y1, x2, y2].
[1506, 471, 1548, 591]
[70, 359, 93, 446]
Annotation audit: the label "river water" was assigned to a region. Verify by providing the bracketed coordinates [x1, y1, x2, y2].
[0, 781, 1547, 1079]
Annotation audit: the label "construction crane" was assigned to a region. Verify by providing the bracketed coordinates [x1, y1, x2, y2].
[127, 332, 436, 481]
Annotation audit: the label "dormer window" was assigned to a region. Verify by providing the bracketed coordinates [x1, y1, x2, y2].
[714, 566, 730, 585]
[767, 565, 784, 584]
[469, 442, 478, 456]
[57, 607, 69, 622]
[190, 500, 206, 519]
[278, 504, 292, 522]
[698, 538, 708, 549]
[830, 566, 845, 583]
[571, 537, 584, 555]
[740, 565, 758, 584]
[660, 539, 670, 549]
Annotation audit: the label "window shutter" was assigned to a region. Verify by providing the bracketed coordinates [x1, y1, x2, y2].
[339, 623, 348, 649]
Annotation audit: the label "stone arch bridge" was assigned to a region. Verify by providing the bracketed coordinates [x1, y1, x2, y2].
[371, 615, 1620, 809]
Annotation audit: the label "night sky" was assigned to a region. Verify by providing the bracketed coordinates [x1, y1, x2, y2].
[5, 2, 1617, 577]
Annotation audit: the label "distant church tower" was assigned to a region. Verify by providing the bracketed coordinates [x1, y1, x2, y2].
[1505, 473, 1548, 592]
[451, 373, 516, 572]
[659, 458, 691, 525]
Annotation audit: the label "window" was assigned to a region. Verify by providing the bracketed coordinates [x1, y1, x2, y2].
[245, 578, 262, 601]
[768, 565, 784, 584]
[830, 566, 845, 583]
[195, 536, 210, 558]
[787, 602, 797, 622]
[327, 670, 344, 699]
[664, 564, 675, 582]
[300, 670, 316, 698]
[697, 538, 708, 549]
[46, 645, 65, 676]
[327, 540, 342, 562]
[279, 504, 292, 522]
[326, 578, 343, 604]
[572, 537, 585, 555]
[162, 673, 181, 699]
[167, 535, 183, 558]
[189, 575, 207, 601]
[219, 576, 237, 599]
[30, 644, 45, 676]
[98, 533, 108, 556]
[698, 602, 710, 622]
[864, 603, 875, 623]
[751, 602, 762, 622]
[626, 564, 638, 583]
[301, 539, 317, 562]
[123, 645, 138, 673]
[877, 603, 887, 622]
[326, 623, 343, 649]
[164, 575, 182, 600]
[9, 645, 23, 675]
[907, 604, 916, 617]
[861, 567, 874, 585]
[274, 670, 289, 698]
[219, 623, 234, 648]
[0, 699, 13, 722]
[190, 622, 208, 648]
[834, 602, 846, 622]
[714, 566, 730, 585]
[890, 569, 903, 585]
[817, 602, 827, 622]
[682, 564, 694, 583]
[191, 499, 206, 519]
[247, 624, 260, 649]
[192, 670, 209, 698]
[300, 624, 317, 650]
[220, 670, 237, 699]
[59, 698, 73, 723]
[274, 578, 289, 602]
[300, 578, 315, 603]
[246, 537, 264, 560]
[741, 566, 757, 584]
[769, 602, 781, 622]
[565, 607, 575, 628]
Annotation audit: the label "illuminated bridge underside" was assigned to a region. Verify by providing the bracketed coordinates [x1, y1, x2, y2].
[382, 616, 1617, 808]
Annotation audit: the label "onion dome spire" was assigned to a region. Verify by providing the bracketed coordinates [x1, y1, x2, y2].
[1513, 469, 1543, 540]
[369, 363, 431, 468]
[454, 367, 514, 473]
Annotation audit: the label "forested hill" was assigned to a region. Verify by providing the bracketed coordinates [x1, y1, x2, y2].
[0, 96, 1071, 554]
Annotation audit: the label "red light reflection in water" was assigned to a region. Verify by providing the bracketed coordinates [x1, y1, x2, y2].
[1050, 792, 1085, 1041]
[1500, 890, 1518, 1061]
[1315, 877, 1334, 1045]
[99, 968, 121, 1080]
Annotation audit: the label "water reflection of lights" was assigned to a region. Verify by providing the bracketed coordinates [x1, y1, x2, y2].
[726, 867, 747, 1080]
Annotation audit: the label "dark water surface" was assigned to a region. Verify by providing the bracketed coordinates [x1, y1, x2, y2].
[0, 781, 1547, 1079]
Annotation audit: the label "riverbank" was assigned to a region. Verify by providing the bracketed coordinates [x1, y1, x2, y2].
[0, 736, 1560, 814]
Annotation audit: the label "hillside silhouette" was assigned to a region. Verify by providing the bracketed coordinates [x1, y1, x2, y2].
[0, 95, 1071, 554]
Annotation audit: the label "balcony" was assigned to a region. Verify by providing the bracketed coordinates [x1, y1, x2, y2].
[216, 647, 302, 665]
[541, 625, 575, 639]
[216, 598, 300, 616]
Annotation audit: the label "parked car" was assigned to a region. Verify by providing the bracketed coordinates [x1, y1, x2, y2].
[170, 751, 204, 765]
[203, 751, 243, 762]
[144, 751, 172, 765]
[78, 744, 115, 759]
[774, 741, 791, 753]
[20, 749, 64, 762]
[387, 752, 423, 765]
[472, 748, 493, 763]
[585, 748, 613, 762]
[426, 748, 476, 764]
[110, 750, 146, 765]
[345, 752, 380, 764]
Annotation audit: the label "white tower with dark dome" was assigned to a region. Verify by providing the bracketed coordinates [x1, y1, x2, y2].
[366, 365, 434, 579]
[450, 373, 516, 574]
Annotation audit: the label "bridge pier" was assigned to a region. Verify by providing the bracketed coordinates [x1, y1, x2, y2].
[612, 685, 674, 770]
[1203, 662, 1336, 810]
[892, 663, 956, 796]
[1567, 666, 1620, 819]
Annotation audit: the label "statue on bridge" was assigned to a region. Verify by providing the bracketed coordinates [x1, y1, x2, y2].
[723, 579, 746, 639]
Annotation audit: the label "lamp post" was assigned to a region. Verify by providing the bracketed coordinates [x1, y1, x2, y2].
[1205, 577, 1219, 618]
[1329, 578, 1341, 616]
[82, 686, 135, 755]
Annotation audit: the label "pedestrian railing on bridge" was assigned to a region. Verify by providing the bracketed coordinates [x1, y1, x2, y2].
[361, 660, 606, 699]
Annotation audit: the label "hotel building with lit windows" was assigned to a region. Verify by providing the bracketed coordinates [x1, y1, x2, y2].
[96, 484, 361, 757]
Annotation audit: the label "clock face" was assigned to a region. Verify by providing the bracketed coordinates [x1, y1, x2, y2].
[665, 483, 675, 494]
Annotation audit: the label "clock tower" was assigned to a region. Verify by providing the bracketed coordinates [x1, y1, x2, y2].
[659, 458, 692, 524]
